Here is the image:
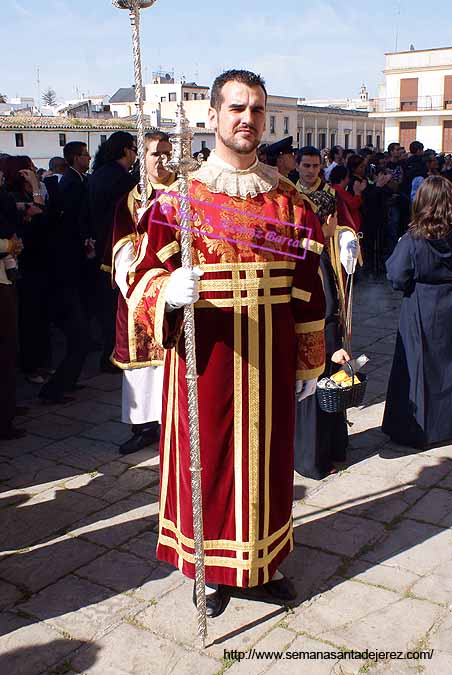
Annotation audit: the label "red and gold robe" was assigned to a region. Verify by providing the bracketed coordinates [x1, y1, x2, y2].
[111, 175, 175, 369]
[128, 155, 326, 587]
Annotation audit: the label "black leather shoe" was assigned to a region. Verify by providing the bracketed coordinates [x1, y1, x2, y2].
[193, 583, 230, 618]
[119, 426, 160, 455]
[263, 576, 297, 601]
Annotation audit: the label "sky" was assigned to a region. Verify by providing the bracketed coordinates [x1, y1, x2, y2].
[3, 0, 452, 104]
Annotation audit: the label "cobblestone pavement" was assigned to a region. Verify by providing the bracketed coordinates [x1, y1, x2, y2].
[1, 279, 451, 675]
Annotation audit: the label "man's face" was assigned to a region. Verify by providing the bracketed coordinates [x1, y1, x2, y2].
[208, 81, 266, 157]
[145, 139, 172, 182]
[334, 147, 344, 164]
[75, 146, 91, 173]
[277, 151, 296, 176]
[390, 144, 401, 161]
[298, 154, 321, 186]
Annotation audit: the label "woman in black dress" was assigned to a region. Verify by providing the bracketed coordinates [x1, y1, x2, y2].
[382, 176, 452, 448]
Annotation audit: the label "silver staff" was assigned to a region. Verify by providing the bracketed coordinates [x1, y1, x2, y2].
[168, 102, 207, 647]
[112, 0, 154, 211]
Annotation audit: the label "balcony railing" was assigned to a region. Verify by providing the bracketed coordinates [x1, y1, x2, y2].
[369, 95, 452, 113]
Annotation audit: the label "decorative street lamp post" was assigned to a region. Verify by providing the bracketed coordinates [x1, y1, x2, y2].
[112, 0, 207, 647]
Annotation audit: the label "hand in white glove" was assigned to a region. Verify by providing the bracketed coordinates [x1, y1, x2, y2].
[165, 266, 204, 311]
[295, 377, 318, 402]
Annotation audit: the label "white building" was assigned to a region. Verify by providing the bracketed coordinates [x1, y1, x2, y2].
[0, 116, 213, 166]
[301, 85, 372, 112]
[369, 47, 452, 152]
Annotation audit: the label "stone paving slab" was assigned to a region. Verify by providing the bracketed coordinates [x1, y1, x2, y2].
[0, 280, 451, 674]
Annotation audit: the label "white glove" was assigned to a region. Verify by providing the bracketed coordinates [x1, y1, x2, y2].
[339, 230, 359, 274]
[296, 377, 318, 402]
[165, 266, 204, 311]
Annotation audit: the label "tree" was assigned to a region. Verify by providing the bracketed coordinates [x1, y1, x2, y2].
[0, 93, 7, 103]
[42, 88, 57, 106]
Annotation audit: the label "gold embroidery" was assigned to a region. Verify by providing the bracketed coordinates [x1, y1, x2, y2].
[111, 234, 136, 282]
[295, 319, 325, 334]
[154, 276, 172, 348]
[195, 294, 291, 309]
[300, 238, 323, 255]
[198, 276, 292, 292]
[263, 268, 272, 584]
[157, 240, 180, 264]
[159, 350, 176, 544]
[247, 268, 260, 586]
[233, 267, 244, 586]
[110, 356, 164, 369]
[128, 268, 166, 361]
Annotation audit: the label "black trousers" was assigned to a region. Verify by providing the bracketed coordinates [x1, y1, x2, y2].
[40, 287, 89, 399]
[0, 285, 17, 431]
[17, 275, 51, 373]
[96, 271, 118, 367]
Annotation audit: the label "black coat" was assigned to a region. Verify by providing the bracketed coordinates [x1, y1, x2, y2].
[87, 161, 138, 263]
[50, 168, 88, 285]
[383, 232, 452, 447]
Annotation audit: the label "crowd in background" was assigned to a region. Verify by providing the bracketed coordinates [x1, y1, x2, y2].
[1, 131, 451, 439]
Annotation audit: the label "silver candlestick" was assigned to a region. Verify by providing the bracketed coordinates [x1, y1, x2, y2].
[112, 0, 155, 210]
[168, 102, 207, 647]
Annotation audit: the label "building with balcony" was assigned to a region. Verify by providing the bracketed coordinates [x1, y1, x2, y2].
[369, 47, 452, 152]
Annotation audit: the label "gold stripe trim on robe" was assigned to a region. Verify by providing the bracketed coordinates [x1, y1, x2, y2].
[128, 232, 148, 285]
[300, 238, 323, 255]
[295, 319, 325, 334]
[263, 269, 272, 584]
[197, 261, 296, 273]
[296, 365, 325, 380]
[110, 356, 164, 370]
[195, 294, 291, 309]
[158, 524, 293, 573]
[111, 234, 137, 283]
[100, 264, 112, 273]
[160, 514, 292, 551]
[159, 350, 176, 547]
[233, 268, 244, 586]
[174, 349, 182, 572]
[157, 240, 180, 264]
[198, 276, 292, 292]
[247, 268, 260, 586]
[291, 287, 312, 302]
[154, 276, 172, 348]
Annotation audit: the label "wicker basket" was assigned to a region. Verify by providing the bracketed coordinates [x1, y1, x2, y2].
[316, 361, 368, 413]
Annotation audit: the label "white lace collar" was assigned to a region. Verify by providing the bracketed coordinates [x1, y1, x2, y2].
[192, 150, 279, 199]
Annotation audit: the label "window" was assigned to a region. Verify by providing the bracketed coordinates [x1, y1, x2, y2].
[330, 133, 336, 148]
[160, 96, 166, 103]
[184, 92, 189, 101]
[15, 133, 24, 147]
[344, 133, 350, 149]
[201, 140, 206, 150]
[443, 121, 452, 152]
[168, 92, 177, 102]
[100, 134, 107, 144]
[283, 116, 289, 134]
[59, 133, 66, 147]
[444, 76, 452, 108]
[193, 93, 198, 100]
[366, 134, 373, 147]
[357, 134, 362, 150]
[200, 94, 205, 100]
[399, 121, 417, 148]
[269, 115, 276, 134]
[376, 135, 381, 150]
[196, 122, 205, 128]
[306, 131, 312, 146]
[400, 78, 418, 111]
[318, 133, 326, 150]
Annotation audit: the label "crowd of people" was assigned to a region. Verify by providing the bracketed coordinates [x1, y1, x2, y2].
[1, 68, 452, 617]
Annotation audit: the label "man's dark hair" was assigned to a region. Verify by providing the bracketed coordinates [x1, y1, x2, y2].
[92, 131, 135, 172]
[63, 142, 86, 166]
[329, 165, 347, 185]
[48, 156, 66, 172]
[358, 147, 373, 158]
[296, 146, 321, 163]
[144, 131, 170, 144]
[210, 69, 267, 110]
[410, 140, 424, 154]
[328, 145, 343, 163]
[387, 142, 400, 155]
[347, 153, 366, 175]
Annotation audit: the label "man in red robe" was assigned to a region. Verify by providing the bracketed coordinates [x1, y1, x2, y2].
[128, 70, 326, 617]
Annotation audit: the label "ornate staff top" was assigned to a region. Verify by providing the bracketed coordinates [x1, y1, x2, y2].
[112, 1, 156, 9]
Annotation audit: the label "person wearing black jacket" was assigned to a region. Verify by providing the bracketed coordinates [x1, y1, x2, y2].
[86, 132, 139, 372]
[39, 141, 92, 403]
